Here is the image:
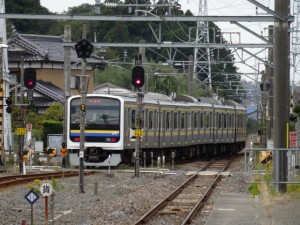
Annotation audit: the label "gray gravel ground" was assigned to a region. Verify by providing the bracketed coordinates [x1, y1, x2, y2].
[1, 153, 248, 225]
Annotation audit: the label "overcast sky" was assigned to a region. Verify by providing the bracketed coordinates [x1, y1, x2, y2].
[39, 0, 276, 81]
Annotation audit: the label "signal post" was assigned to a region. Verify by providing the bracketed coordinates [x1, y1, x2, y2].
[74, 24, 93, 193]
[132, 55, 145, 177]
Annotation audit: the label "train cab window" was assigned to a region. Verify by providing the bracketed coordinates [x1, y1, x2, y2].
[149, 111, 154, 130]
[166, 112, 171, 130]
[174, 112, 178, 129]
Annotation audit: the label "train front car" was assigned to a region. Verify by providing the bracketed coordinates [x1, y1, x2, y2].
[67, 94, 125, 167]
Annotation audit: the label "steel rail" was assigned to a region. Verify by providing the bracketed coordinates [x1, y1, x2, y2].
[0, 171, 94, 189]
[181, 159, 232, 225]
[134, 160, 214, 225]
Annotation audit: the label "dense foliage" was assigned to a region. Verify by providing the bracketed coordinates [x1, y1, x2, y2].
[7, 1, 245, 140]
[6, 0, 243, 99]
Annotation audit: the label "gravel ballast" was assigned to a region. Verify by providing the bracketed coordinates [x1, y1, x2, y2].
[1, 155, 248, 225]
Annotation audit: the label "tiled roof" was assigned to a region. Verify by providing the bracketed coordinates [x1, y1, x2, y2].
[8, 31, 102, 65]
[33, 80, 65, 105]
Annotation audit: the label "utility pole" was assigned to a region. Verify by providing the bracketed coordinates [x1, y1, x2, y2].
[132, 54, 145, 178]
[74, 24, 94, 193]
[19, 58, 25, 174]
[267, 25, 274, 140]
[188, 55, 194, 96]
[63, 25, 71, 167]
[273, 0, 290, 192]
[78, 24, 88, 193]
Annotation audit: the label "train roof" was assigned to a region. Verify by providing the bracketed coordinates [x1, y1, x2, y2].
[88, 90, 246, 110]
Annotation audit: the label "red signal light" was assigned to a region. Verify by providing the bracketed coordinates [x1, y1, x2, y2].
[132, 66, 145, 88]
[24, 68, 36, 89]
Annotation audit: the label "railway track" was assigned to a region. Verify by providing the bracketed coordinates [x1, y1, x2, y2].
[0, 171, 95, 189]
[134, 158, 232, 225]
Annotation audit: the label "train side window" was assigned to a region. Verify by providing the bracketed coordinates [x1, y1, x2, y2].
[161, 111, 164, 130]
[188, 112, 192, 129]
[206, 113, 210, 128]
[145, 109, 148, 129]
[224, 114, 227, 128]
[200, 112, 204, 128]
[149, 111, 154, 130]
[166, 112, 171, 130]
[131, 109, 136, 129]
[181, 112, 185, 129]
[194, 112, 198, 128]
[174, 112, 178, 129]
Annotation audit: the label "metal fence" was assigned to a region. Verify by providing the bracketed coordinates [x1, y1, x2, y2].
[244, 148, 300, 190]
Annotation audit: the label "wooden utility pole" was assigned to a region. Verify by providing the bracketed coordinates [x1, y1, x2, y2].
[273, 0, 290, 192]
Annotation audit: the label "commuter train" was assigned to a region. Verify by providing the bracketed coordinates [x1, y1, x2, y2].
[67, 92, 247, 167]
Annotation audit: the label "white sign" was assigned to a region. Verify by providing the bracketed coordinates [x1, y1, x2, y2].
[79, 151, 84, 158]
[40, 183, 53, 197]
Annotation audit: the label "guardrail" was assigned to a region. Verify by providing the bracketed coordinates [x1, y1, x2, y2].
[244, 148, 300, 190]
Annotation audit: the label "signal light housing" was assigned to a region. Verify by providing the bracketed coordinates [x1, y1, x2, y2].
[24, 68, 36, 89]
[75, 39, 94, 58]
[5, 97, 12, 113]
[132, 66, 145, 88]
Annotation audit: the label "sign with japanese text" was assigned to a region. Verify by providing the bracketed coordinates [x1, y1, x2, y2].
[40, 183, 53, 197]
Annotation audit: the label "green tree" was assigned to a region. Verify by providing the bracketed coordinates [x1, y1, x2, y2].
[42, 103, 63, 144]
[6, 0, 56, 35]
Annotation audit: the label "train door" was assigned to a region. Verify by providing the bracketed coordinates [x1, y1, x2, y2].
[166, 111, 171, 146]
[204, 112, 210, 142]
[187, 111, 192, 144]
[224, 113, 228, 141]
[144, 109, 149, 146]
[170, 111, 174, 146]
[192, 111, 199, 143]
[200, 112, 204, 143]
[182, 111, 187, 145]
[161, 111, 166, 146]
[211, 111, 215, 143]
[174, 112, 179, 145]
[124, 107, 130, 146]
[148, 110, 155, 148]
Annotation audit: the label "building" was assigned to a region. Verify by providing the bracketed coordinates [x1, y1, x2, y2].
[7, 30, 104, 112]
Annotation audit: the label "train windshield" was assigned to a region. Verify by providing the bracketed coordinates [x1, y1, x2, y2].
[69, 96, 121, 142]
